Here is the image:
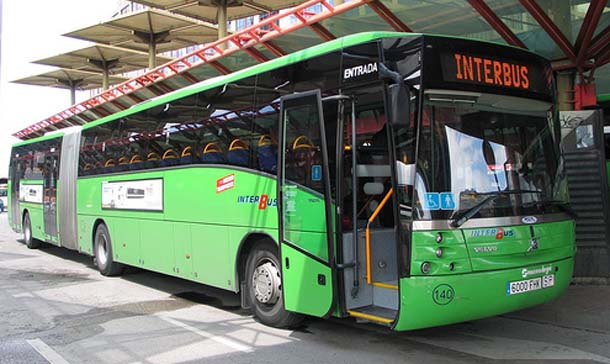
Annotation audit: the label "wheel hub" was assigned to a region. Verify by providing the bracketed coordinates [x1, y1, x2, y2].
[24, 220, 30, 242]
[252, 261, 281, 304]
[97, 235, 108, 266]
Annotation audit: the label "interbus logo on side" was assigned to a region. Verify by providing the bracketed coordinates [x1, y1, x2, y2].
[237, 194, 277, 210]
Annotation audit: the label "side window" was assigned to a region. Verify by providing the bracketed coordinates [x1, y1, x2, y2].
[146, 93, 203, 168]
[254, 71, 285, 174]
[211, 78, 257, 169]
[15, 147, 27, 180]
[282, 94, 325, 194]
[79, 119, 121, 176]
[9, 147, 24, 197]
[196, 77, 258, 169]
[28, 144, 45, 180]
[80, 75, 272, 175]
[22, 149, 35, 180]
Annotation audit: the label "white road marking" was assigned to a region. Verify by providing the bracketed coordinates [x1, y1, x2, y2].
[13, 292, 34, 298]
[26, 338, 70, 364]
[159, 316, 253, 353]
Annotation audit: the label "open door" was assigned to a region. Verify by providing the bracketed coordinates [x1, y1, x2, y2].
[278, 90, 335, 317]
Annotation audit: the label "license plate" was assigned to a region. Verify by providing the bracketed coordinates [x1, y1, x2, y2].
[507, 274, 555, 295]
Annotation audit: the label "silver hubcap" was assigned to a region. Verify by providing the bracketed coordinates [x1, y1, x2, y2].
[252, 260, 281, 304]
[24, 218, 30, 243]
[97, 234, 108, 266]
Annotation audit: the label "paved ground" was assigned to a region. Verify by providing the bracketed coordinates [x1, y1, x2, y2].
[1, 213, 609, 364]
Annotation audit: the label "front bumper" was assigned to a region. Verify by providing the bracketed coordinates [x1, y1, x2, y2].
[393, 257, 574, 331]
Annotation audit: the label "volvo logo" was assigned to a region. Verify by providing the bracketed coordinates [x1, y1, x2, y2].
[521, 216, 538, 224]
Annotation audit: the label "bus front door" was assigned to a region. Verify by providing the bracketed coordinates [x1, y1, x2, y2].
[43, 153, 59, 242]
[278, 90, 335, 318]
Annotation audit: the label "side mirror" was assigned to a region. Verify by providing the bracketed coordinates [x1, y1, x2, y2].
[389, 83, 410, 126]
[379, 62, 410, 126]
[482, 140, 496, 170]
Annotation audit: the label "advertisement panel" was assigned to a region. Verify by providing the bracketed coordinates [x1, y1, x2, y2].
[19, 184, 43, 204]
[101, 179, 163, 211]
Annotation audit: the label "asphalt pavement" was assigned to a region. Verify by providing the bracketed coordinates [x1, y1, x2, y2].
[0, 212, 609, 364]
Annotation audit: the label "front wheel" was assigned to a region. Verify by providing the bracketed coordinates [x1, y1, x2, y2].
[94, 223, 124, 276]
[245, 242, 303, 328]
[23, 212, 40, 249]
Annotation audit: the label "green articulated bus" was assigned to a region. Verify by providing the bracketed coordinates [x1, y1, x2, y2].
[8, 32, 575, 330]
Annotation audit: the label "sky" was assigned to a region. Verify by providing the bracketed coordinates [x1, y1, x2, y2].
[0, 0, 121, 176]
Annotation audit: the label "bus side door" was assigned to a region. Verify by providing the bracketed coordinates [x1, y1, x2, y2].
[278, 90, 335, 318]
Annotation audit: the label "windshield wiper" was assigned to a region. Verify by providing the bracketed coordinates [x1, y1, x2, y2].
[450, 189, 542, 228]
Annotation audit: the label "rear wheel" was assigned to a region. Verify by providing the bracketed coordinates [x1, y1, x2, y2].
[94, 223, 124, 276]
[23, 212, 40, 249]
[245, 242, 303, 328]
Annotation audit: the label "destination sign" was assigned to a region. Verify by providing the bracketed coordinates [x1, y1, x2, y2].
[441, 53, 542, 91]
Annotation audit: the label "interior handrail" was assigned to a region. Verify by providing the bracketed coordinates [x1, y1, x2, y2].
[365, 187, 394, 285]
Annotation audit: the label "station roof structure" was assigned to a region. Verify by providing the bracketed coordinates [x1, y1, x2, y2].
[64, 9, 219, 68]
[12, 69, 129, 106]
[33, 44, 173, 89]
[12, 69, 128, 91]
[13, 0, 610, 139]
[129, 0, 309, 23]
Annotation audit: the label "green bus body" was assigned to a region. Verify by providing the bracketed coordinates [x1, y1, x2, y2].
[8, 32, 575, 331]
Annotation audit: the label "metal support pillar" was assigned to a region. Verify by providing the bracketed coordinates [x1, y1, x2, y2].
[557, 71, 575, 111]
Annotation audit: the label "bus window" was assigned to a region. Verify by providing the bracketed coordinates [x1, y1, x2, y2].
[283, 102, 324, 193]
[342, 89, 394, 229]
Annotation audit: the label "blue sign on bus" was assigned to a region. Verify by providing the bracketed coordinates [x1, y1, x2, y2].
[312, 165, 322, 181]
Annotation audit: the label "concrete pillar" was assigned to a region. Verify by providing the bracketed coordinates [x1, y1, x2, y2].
[148, 39, 157, 69]
[538, 0, 574, 110]
[102, 70, 109, 91]
[218, 3, 228, 50]
[556, 71, 575, 111]
[70, 85, 76, 106]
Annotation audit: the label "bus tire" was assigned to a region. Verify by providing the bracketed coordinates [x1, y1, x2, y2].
[245, 242, 303, 328]
[94, 223, 124, 276]
[23, 212, 40, 249]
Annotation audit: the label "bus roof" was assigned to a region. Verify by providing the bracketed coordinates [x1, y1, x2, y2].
[15, 31, 550, 146]
[80, 31, 417, 131]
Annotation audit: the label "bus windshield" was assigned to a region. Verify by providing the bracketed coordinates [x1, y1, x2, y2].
[412, 91, 568, 221]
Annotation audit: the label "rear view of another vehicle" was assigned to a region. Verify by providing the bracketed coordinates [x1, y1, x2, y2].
[0, 181, 7, 213]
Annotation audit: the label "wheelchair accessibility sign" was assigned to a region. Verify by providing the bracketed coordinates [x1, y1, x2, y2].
[423, 192, 456, 210]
